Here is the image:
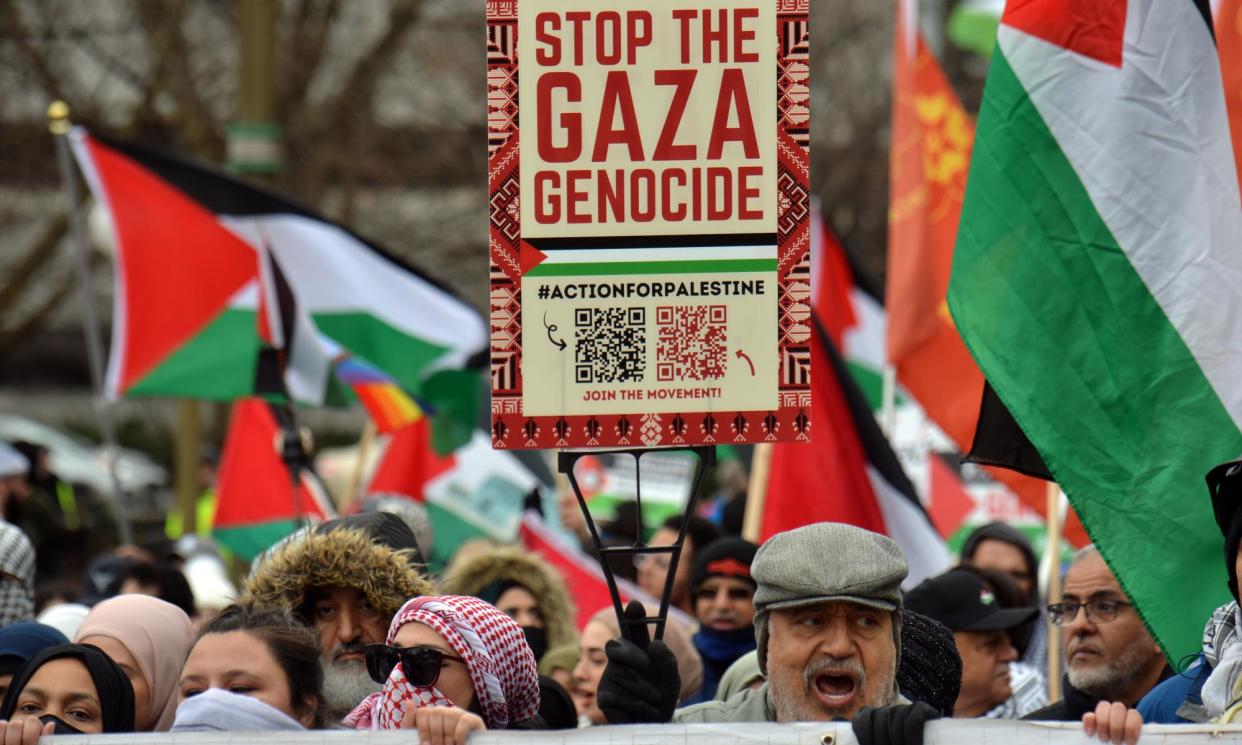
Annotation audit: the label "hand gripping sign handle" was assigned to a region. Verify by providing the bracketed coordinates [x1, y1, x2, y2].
[559, 447, 716, 642]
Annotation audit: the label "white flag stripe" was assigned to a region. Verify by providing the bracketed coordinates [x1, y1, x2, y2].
[867, 465, 951, 588]
[220, 214, 487, 370]
[1000, 4, 1242, 430]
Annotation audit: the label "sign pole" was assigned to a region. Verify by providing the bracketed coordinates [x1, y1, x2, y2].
[1045, 480, 1064, 702]
[742, 443, 772, 543]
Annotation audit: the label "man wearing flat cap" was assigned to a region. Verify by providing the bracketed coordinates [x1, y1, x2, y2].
[599, 522, 938, 740]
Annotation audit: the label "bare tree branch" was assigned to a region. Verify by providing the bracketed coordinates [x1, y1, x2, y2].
[0, 0, 67, 103]
[133, 0, 223, 157]
[279, 0, 340, 121]
[0, 213, 68, 322]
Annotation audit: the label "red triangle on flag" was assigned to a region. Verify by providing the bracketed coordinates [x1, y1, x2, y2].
[762, 327, 888, 540]
[519, 240, 548, 275]
[214, 398, 330, 530]
[1002, 0, 1126, 67]
[927, 453, 976, 539]
[367, 419, 456, 502]
[81, 134, 258, 394]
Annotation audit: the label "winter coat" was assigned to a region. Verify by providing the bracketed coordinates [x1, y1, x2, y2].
[243, 513, 434, 622]
[440, 546, 577, 651]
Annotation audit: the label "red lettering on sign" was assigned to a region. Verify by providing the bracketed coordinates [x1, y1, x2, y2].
[592, 71, 644, 161]
[707, 68, 758, 159]
[537, 73, 583, 162]
[653, 69, 697, 161]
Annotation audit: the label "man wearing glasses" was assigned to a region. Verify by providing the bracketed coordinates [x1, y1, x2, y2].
[1025, 545, 1168, 727]
[683, 537, 759, 704]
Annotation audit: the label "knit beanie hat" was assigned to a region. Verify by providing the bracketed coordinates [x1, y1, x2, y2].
[896, 608, 962, 717]
[690, 537, 759, 592]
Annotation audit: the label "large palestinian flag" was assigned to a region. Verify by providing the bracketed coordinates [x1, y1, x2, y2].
[762, 316, 950, 588]
[68, 128, 486, 406]
[948, 0, 1242, 659]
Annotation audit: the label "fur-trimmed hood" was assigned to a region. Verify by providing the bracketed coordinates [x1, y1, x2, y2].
[243, 526, 434, 622]
[440, 546, 577, 649]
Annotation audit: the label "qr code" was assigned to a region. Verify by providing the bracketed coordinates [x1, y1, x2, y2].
[656, 305, 727, 381]
[574, 307, 646, 384]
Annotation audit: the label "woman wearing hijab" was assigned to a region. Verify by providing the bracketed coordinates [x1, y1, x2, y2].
[73, 594, 194, 731]
[0, 643, 135, 738]
[573, 603, 702, 726]
[441, 545, 577, 663]
[346, 595, 541, 745]
[0, 524, 35, 628]
[0, 623, 68, 701]
[175, 603, 324, 730]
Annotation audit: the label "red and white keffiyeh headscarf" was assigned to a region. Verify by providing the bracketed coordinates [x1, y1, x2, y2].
[344, 595, 539, 730]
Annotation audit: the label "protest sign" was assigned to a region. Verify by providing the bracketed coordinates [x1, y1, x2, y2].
[488, 0, 811, 448]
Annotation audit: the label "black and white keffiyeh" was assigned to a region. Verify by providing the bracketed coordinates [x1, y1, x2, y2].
[0, 522, 34, 628]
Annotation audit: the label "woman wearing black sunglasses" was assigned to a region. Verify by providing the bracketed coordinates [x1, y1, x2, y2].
[345, 595, 541, 745]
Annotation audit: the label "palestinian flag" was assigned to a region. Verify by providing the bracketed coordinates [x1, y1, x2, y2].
[366, 427, 538, 567]
[67, 128, 486, 409]
[762, 315, 950, 587]
[948, 0, 1242, 659]
[213, 398, 336, 561]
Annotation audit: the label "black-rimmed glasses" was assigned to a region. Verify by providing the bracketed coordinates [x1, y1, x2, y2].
[364, 644, 464, 686]
[1047, 599, 1131, 626]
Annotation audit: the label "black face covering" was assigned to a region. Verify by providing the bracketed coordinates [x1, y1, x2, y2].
[39, 714, 83, 735]
[0, 643, 135, 733]
[522, 625, 549, 662]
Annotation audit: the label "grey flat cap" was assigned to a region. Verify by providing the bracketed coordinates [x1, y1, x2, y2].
[753, 522, 908, 612]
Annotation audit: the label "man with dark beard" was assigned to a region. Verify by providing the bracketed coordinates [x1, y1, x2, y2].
[1026, 546, 1167, 723]
[244, 512, 434, 722]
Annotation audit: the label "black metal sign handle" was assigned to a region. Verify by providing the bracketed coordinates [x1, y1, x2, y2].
[559, 446, 716, 641]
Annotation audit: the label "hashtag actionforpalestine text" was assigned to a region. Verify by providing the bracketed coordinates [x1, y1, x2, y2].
[535, 279, 765, 301]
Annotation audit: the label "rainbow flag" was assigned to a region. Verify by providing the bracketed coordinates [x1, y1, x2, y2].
[334, 356, 424, 433]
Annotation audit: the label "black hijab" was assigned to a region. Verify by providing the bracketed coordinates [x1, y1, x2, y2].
[0, 643, 135, 733]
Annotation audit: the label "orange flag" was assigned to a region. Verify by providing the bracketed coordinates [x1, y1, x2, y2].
[885, 3, 1079, 539]
[885, 2, 981, 451]
[1220, 0, 1242, 193]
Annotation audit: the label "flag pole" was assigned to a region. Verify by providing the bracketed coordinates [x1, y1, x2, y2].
[1045, 480, 1064, 702]
[342, 420, 377, 511]
[49, 103, 134, 545]
[742, 443, 773, 542]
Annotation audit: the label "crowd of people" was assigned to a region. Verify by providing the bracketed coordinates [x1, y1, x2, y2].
[0, 438, 1239, 745]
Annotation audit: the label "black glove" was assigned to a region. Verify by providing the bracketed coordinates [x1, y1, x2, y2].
[851, 702, 940, 745]
[597, 600, 681, 724]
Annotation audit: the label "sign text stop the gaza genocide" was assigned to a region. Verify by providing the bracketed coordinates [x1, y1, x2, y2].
[529, 8, 769, 230]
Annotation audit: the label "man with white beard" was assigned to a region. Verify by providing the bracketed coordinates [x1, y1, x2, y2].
[244, 512, 434, 722]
